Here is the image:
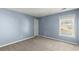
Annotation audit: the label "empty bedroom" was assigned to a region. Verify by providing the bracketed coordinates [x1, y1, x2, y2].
[0, 8, 79, 51]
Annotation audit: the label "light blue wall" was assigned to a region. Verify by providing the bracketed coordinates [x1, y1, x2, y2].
[77, 10, 79, 43]
[39, 9, 79, 43]
[0, 9, 35, 46]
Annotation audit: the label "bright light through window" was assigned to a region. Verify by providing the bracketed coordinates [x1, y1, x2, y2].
[59, 14, 75, 38]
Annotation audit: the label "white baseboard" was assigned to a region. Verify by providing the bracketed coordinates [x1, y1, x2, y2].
[0, 36, 35, 48]
[0, 35, 77, 48]
[39, 35, 78, 45]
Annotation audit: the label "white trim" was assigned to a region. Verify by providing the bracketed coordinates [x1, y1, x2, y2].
[0, 36, 35, 48]
[59, 14, 76, 38]
[39, 35, 77, 45]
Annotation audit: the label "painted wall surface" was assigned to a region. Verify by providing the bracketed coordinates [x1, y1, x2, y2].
[77, 10, 79, 43]
[39, 9, 79, 43]
[0, 9, 34, 46]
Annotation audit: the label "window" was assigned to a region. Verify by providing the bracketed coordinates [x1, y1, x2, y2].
[59, 14, 75, 38]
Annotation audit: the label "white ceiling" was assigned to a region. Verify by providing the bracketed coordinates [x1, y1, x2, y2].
[8, 8, 76, 17]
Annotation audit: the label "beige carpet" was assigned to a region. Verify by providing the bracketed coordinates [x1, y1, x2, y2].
[0, 36, 79, 51]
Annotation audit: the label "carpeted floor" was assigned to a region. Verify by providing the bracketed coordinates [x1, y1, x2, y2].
[0, 36, 79, 51]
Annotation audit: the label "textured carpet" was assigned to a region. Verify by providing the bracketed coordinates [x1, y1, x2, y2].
[0, 36, 79, 51]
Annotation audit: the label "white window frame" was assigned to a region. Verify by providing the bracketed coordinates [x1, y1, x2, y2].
[59, 14, 75, 38]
